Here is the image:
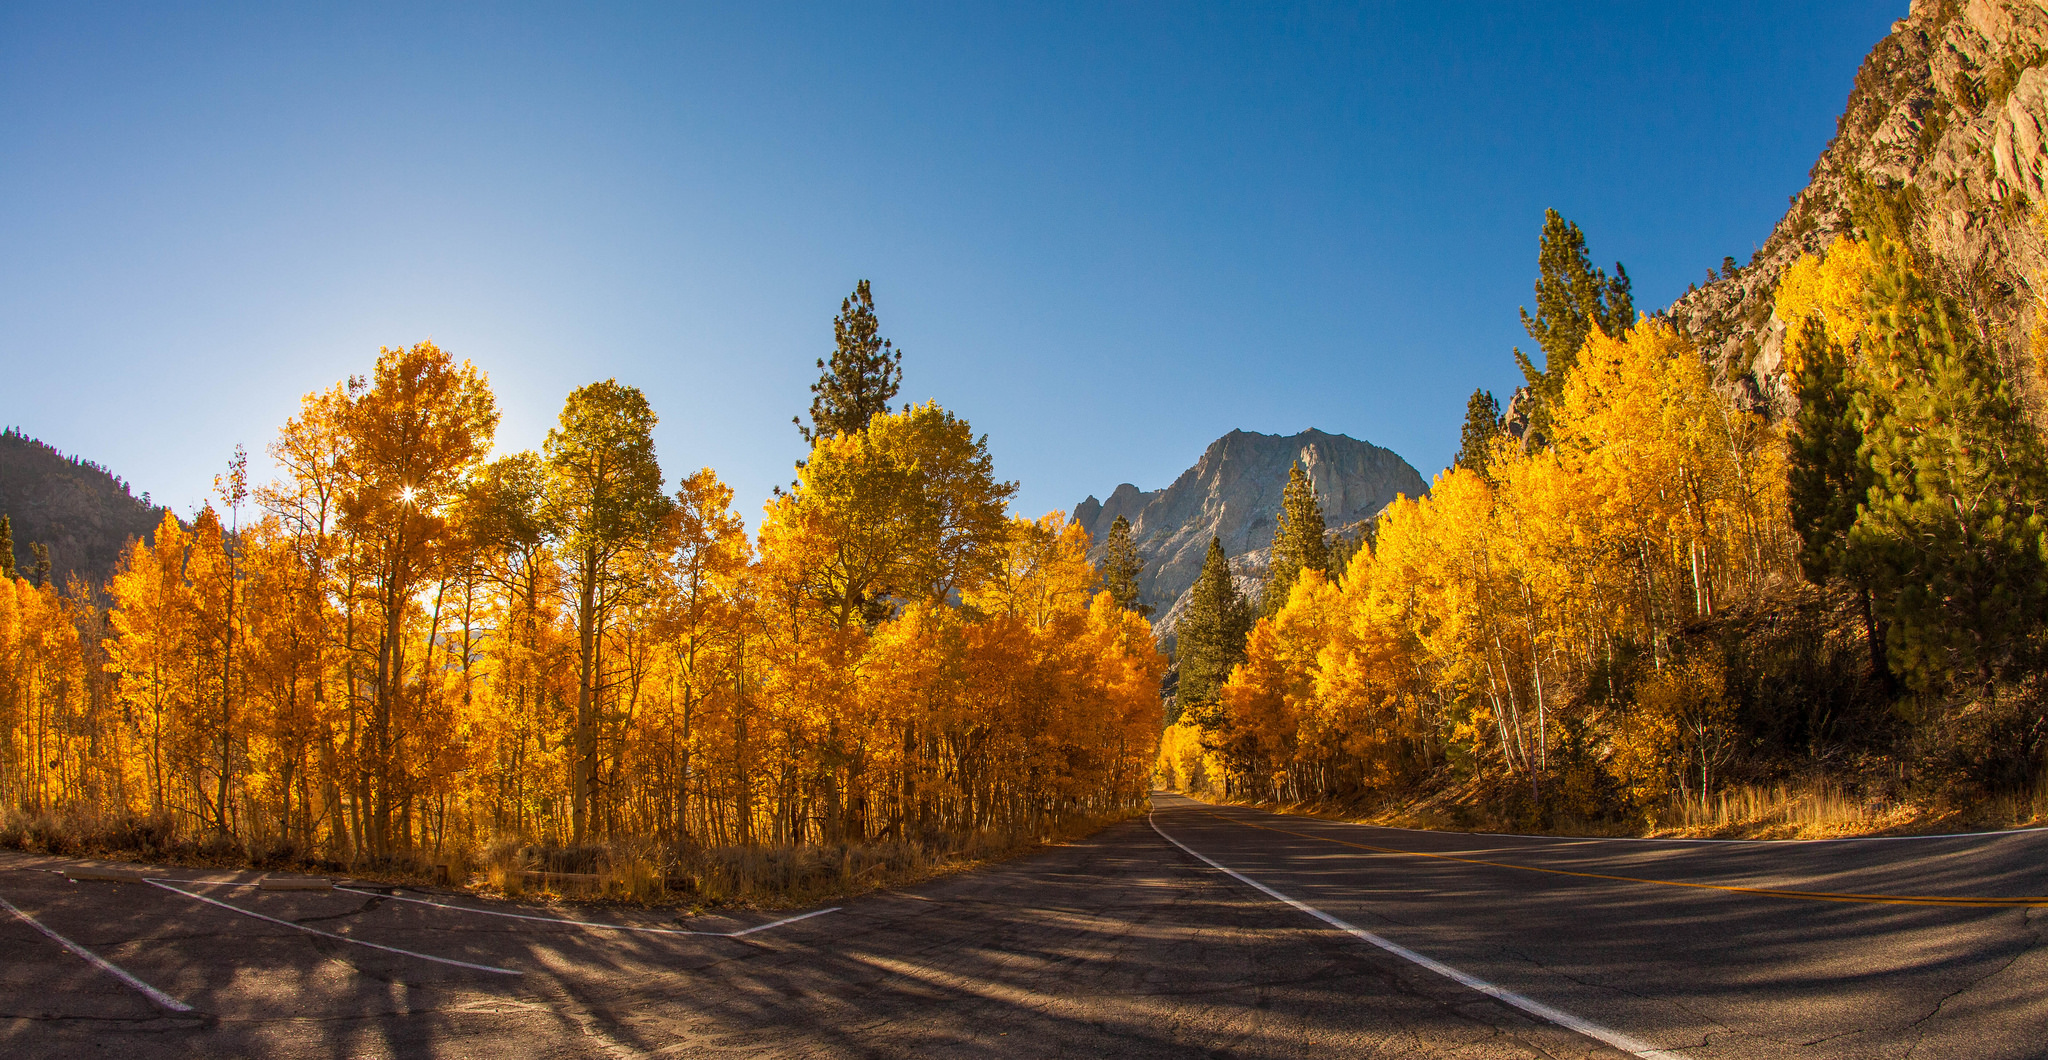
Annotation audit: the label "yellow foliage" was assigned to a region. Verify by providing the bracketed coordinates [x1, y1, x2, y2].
[963, 512, 1097, 625]
[1773, 237, 1874, 373]
[1155, 719, 1222, 794]
[1610, 656, 1735, 811]
[7, 355, 1160, 868]
[764, 402, 1014, 628]
[1218, 572, 1340, 798]
[1195, 320, 1795, 811]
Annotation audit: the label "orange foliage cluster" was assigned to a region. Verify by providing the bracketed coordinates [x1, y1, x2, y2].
[1171, 322, 1797, 813]
[0, 343, 1163, 865]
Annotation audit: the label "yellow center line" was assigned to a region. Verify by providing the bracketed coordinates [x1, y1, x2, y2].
[1192, 807, 2048, 908]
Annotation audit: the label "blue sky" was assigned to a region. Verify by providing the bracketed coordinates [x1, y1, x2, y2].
[1, 2, 1900, 525]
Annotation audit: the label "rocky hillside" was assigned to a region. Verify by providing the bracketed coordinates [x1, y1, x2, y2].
[1071, 429, 1426, 630]
[0, 429, 168, 590]
[1667, 0, 2048, 420]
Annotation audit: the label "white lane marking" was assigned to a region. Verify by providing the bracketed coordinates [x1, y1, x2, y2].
[728, 907, 840, 935]
[147, 880, 521, 975]
[1173, 797, 2048, 845]
[1149, 813, 1687, 1060]
[335, 886, 840, 937]
[0, 892, 193, 1012]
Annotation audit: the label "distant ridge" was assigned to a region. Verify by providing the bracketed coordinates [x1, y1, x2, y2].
[1071, 428, 1426, 629]
[0, 428, 168, 589]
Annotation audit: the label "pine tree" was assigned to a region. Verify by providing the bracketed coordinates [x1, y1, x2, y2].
[0, 514, 13, 579]
[1787, 315, 1890, 687]
[1455, 388, 1501, 476]
[1848, 238, 2048, 689]
[798, 279, 904, 443]
[1097, 514, 1153, 618]
[1327, 527, 1366, 584]
[1512, 210, 1633, 438]
[1260, 463, 1330, 617]
[1176, 537, 1253, 723]
[1788, 317, 1866, 586]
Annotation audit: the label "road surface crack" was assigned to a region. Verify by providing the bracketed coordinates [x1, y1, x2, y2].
[1902, 907, 2044, 1059]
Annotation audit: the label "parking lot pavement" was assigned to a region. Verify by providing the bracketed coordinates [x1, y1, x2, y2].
[0, 828, 1606, 1060]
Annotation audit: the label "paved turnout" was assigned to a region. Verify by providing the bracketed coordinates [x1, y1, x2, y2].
[0, 792, 2041, 1058]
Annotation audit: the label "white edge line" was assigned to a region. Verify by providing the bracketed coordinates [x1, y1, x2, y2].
[147, 880, 520, 975]
[0, 892, 193, 1012]
[1180, 798, 2048, 845]
[728, 906, 842, 935]
[335, 886, 840, 937]
[1149, 812, 1687, 1060]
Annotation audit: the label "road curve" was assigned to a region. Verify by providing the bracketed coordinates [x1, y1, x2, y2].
[1148, 791, 2048, 1059]
[0, 794, 2041, 1058]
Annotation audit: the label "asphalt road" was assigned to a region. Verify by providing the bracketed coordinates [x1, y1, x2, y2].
[2, 792, 2042, 1058]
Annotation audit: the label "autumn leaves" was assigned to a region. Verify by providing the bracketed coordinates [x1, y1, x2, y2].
[3, 290, 1166, 870]
[1164, 322, 1798, 816]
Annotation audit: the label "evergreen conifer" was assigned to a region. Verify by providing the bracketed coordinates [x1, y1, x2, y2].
[27, 542, 49, 588]
[1097, 515, 1153, 618]
[1512, 210, 1633, 438]
[798, 280, 904, 443]
[1260, 463, 1330, 617]
[0, 515, 13, 579]
[1176, 537, 1252, 723]
[1788, 316, 1867, 587]
[1455, 388, 1501, 476]
[1848, 238, 2048, 689]
[1787, 315, 1890, 686]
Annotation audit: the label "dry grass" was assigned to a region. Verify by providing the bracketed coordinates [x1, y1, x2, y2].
[454, 808, 1147, 910]
[610, 856, 664, 902]
[1650, 783, 1913, 839]
[1170, 776, 2048, 842]
[669, 810, 1140, 908]
[0, 803, 1145, 908]
[1649, 768, 2048, 839]
[0, 805, 460, 889]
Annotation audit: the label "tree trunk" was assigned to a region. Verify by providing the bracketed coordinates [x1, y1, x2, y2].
[573, 546, 599, 844]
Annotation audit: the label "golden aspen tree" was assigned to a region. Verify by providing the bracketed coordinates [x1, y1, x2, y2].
[962, 512, 1096, 625]
[258, 383, 355, 855]
[23, 343, 1168, 879]
[541, 380, 670, 843]
[1220, 572, 1339, 800]
[337, 342, 497, 856]
[106, 513, 196, 818]
[239, 518, 325, 850]
[768, 402, 1014, 628]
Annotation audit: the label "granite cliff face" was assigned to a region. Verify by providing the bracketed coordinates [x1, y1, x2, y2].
[1070, 429, 1426, 632]
[1664, 0, 2048, 423]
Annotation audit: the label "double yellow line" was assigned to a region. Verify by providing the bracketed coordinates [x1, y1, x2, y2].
[1195, 807, 2048, 908]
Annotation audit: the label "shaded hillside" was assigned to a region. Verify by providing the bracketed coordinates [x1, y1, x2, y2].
[0, 429, 168, 589]
[1666, 0, 2048, 420]
[1071, 429, 1426, 629]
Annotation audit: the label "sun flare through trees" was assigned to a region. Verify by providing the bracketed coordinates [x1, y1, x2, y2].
[0, 315, 1165, 881]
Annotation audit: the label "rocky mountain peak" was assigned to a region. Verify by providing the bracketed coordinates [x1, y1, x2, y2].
[1071, 428, 1426, 631]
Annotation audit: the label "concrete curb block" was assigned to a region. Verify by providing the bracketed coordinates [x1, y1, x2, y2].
[65, 868, 145, 884]
[259, 877, 334, 891]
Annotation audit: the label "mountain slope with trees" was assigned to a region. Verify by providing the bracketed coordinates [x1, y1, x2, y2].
[1670, 0, 2048, 424]
[0, 428, 169, 590]
[1162, 4, 2048, 831]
